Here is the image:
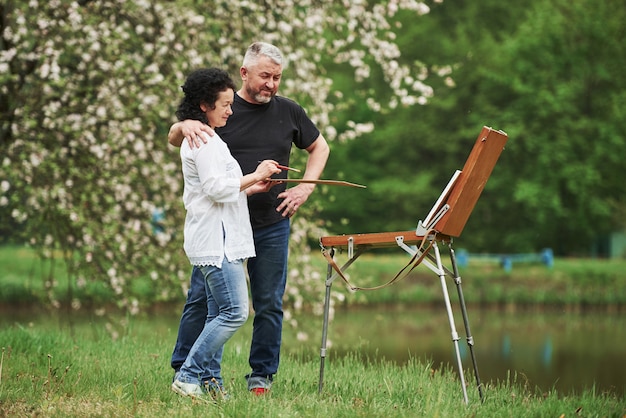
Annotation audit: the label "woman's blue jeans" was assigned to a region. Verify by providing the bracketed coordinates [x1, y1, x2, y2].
[170, 266, 212, 378]
[176, 259, 249, 386]
[171, 219, 290, 388]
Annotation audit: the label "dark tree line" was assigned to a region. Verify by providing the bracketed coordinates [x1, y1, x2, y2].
[316, 0, 626, 256]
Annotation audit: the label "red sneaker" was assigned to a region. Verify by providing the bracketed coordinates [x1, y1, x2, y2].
[250, 387, 270, 396]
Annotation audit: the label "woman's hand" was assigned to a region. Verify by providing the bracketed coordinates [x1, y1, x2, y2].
[254, 160, 282, 181]
[241, 160, 281, 194]
[246, 179, 278, 195]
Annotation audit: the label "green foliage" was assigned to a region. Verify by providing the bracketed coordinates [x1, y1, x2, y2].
[318, 0, 626, 255]
[0, 0, 436, 315]
[4, 0, 626, 319]
[476, 0, 626, 253]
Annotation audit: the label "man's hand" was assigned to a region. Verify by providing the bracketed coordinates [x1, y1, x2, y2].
[168, 120, 215, 148]
[276, 134, 330, 218]
[276, 183, 315, 218]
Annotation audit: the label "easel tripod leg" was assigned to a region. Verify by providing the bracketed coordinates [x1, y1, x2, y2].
[318, 249, 334, 394]
[433, 241, 469, 404]
[449, 246, 484, 403]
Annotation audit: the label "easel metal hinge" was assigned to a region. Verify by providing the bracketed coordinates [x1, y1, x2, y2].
[416, 204, 450, 236]
[347, 236, 354, 259]
[395, 236, 443, 276]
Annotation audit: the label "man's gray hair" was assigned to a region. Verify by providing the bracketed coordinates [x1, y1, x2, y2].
[242, 42, 286, 69]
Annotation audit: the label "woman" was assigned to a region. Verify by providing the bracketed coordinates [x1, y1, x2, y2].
[171, 68, 280, 399]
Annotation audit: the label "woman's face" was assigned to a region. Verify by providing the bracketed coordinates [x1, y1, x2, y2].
[205, 88, 234, 128]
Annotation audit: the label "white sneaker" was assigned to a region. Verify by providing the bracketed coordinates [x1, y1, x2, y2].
[171, 379, 205, 398]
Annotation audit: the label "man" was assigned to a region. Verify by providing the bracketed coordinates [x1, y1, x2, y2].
[168, 42, 330, 394]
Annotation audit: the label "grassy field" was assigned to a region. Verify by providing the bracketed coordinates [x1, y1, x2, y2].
[1, 245, 625, 416]
[2, 244, 626, 309]
[1, 315, 624, 417]
[332, 251, 626, 308]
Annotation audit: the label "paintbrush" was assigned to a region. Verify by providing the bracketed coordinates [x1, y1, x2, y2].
[259, 161, 302, 173]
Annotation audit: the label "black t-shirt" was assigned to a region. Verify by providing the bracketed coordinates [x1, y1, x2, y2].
[216, 94, 320, 228]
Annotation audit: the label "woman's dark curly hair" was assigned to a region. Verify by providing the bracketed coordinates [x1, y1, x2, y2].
[175, 68, 237, 124]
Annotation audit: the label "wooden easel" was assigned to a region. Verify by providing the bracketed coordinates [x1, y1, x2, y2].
[317, 126, 508, 404]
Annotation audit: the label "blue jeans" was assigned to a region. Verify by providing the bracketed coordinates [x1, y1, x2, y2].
[176, 260, 249, 387]
[247, 219, 290, 383]
[171, 219, 290, 388]
[170, 266, 211, 376]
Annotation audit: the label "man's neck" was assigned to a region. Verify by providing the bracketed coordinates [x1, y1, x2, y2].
[237, 89, 273, 105]
[236, 89, 255, 104]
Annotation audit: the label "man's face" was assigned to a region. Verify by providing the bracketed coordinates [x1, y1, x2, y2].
[241, 55, 282, 104]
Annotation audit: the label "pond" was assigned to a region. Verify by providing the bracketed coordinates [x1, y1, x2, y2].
[289, 305, 626, 396]
[2, 304, 623, 396]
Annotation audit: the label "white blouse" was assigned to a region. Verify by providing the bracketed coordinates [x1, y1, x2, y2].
[180, 132, 255, 268]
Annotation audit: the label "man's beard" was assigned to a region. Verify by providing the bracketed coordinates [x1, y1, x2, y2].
[254, 93, 272, 104]
[248, 86, 274, 104]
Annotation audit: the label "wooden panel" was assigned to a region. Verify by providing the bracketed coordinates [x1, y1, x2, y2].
[320, 230, 419, 249]
[319, 230, 450, 250]
[436, 127, 508, 237]
[319, 126, 508, 248]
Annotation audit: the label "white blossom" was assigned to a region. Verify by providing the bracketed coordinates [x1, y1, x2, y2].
[0, 0, 436, 318]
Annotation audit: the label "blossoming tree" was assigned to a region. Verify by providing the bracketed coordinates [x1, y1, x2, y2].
[0, 0, 436, 317]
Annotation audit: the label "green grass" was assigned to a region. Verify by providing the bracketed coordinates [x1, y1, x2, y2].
[2, 244, 626, 309]
[317, 249, 626, 309]
[1, 245, 624, 416]
[0, 245, 154, 307]
[1, 315, 624, 417]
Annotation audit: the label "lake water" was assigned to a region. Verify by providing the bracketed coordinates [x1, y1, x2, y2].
[2, 304, 623, 396]
[289, 306, 626, 396]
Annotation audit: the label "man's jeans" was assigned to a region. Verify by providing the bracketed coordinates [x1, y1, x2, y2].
[171, 219, 290, 388]
[176, 260, 249, 387]
[246, 219, 290, 385]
